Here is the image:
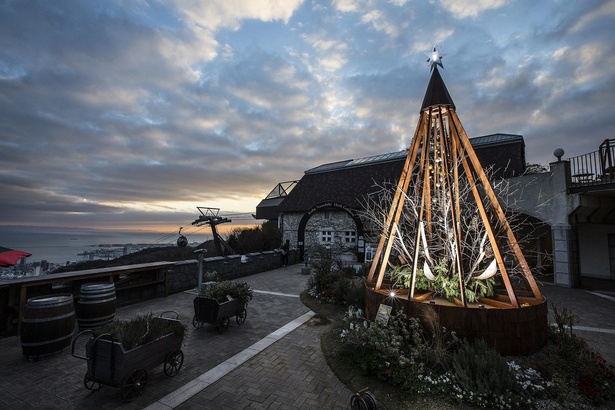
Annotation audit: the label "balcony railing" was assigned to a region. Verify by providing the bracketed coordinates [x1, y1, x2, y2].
[569, 139, 615, 189]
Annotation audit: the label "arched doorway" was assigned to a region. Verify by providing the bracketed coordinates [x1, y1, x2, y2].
[296, 202, 365, 262]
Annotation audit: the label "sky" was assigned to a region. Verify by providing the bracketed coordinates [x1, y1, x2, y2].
[1, 0, 614, 238]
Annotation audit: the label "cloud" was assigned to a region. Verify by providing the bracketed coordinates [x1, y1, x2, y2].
[0, 0, 614, 237]
[569, 0, 615, 33]
[439, 0, 506, 19]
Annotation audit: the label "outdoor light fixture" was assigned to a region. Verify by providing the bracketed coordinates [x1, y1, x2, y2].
[389, 291, 396, 297]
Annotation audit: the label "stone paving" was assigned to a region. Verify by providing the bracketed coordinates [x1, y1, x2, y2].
[539, 284, 615, 365]
[0, 266, 613, 409]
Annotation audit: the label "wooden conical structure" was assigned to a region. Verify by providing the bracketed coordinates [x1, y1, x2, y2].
[366, 66, 542, 308]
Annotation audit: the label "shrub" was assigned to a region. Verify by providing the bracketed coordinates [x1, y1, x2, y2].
[202, 270, 220, 282]
[328, 293, 614, 408]
[333, 277, 365, 308]
[96, 313, 186, 350]
[198, 280, 253, 305]
[419, 307, 458, 372]
[307, 256, 357, 305]
[338, 307, 427, 392]
[534, 326, 615, 406]
[551, 302, 578, 337]
[450, 338, 516, 397]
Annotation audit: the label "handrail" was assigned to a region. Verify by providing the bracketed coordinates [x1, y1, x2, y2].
[569, 139, 615, 188]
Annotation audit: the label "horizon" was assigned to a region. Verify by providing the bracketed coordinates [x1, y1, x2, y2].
[0, 223, 266, 265]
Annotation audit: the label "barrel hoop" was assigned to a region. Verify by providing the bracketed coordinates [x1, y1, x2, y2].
[27, 299, 73, 308]
[78, 296, 117, 304]
[78, 313, 115, 323]
[80, 288, 115, 293]
[81, 284, 115, 292]
[22, 311, 76, 323]
[21, 333, 74, 347]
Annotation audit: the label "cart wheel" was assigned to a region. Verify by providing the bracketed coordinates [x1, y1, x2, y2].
[217, 316, 230, 333]
[83, 372, 101, 391]
[121, 369, 148, 401]
[236, 308, 247, 325]
[192, 315, 203, 329]
[164, 350, 184, 377]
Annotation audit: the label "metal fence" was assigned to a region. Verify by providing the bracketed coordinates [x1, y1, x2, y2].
[569, 138, 615, 188]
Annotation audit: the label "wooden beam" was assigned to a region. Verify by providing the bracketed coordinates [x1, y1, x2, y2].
[455, 135, 519, 307]
[367, 113, 425, 285]
[450, 113, 542, 300]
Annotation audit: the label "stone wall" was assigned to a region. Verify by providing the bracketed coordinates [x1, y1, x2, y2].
[166, 249, 299, 293]
[167, 259, 200, 292]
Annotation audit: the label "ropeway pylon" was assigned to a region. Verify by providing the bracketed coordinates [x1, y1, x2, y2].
[191, 207, 234, 256]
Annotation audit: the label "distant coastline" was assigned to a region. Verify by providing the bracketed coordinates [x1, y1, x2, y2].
[0, 225, 211, 265]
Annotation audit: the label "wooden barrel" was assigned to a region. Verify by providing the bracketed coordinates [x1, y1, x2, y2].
[77, 282, 117, 330]
[21, 294, 75, 359]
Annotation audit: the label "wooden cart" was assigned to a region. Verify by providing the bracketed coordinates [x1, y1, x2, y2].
[71, 311, 184, 401]
[192, 296, 247, 333]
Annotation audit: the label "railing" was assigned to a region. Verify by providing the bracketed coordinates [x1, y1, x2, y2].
[569, 139, 615, 189]
[0, 262, 176, 337]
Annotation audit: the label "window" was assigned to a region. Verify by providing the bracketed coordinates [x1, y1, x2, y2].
[344, 231, 356, 243]
[321, 230, 333, 242]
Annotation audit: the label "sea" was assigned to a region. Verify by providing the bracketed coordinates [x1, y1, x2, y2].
[0, 226, 212, 265]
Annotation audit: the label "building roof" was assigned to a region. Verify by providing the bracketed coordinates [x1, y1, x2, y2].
[305, 150, 407, 175]
[255, 181, 298, 220]
[279, 157, 405, 213]
[277, 134, 526, 214]
[470, 133, 524, 148]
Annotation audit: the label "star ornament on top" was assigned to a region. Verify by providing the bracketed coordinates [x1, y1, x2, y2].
[425, 44, 446, 70]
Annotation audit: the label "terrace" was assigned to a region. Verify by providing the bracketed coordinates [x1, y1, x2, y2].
[569, 138, 615, 193]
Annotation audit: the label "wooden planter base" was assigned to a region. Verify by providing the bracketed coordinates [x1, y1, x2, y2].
[365, 285, 548, 356]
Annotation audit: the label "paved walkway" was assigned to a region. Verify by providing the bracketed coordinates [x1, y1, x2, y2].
[0, 266, 613, 409]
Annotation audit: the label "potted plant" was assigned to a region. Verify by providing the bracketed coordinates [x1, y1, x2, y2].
[200, 270, 220, 292]
[193, 280, 253, 333]
[71, 312, 185, 401]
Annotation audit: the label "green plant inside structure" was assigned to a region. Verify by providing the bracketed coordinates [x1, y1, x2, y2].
[389, 258, 495, 303]
[198, 280, 254, 305]
[96, 313, 186, 351]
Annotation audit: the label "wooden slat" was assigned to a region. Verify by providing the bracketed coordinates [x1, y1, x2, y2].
[478, 297, 514, 308]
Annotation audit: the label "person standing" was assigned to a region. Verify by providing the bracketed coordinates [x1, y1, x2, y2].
[281, 239, 290, 266]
